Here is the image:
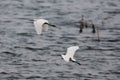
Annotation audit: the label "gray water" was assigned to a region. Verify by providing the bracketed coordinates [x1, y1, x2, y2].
[0, 0, 120, 80]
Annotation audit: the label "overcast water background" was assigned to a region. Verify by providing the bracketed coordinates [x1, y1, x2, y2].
[0, 0, 120, 80]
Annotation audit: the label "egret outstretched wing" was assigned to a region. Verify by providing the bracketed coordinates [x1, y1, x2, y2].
[62, 46, 79, 62]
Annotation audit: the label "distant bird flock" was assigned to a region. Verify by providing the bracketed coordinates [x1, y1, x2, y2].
[34, 16, 100, 65]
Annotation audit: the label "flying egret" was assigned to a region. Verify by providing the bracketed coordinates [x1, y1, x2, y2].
[61, 46, 81, 65]
[34, 19, 56, 34]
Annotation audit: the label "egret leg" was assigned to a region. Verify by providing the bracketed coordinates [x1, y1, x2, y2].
[70, 58, 81, 65]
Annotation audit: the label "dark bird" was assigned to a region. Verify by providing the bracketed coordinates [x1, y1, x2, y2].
[91, 22, 96, 33]
[79, 15, 85, 33]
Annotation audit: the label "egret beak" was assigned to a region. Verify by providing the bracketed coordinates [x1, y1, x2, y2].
[44, 23, 56, 27]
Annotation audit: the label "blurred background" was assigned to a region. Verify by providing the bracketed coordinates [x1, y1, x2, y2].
[0, 0, 120, 80]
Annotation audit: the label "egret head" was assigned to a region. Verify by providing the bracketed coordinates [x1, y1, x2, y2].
[43, 23, 49, 31]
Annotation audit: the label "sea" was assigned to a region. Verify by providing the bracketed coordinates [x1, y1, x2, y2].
[0, 0, 120, 80]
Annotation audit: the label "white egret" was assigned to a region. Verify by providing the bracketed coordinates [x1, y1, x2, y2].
[61, 46, 81, 65]
[34, 19, 56, 34]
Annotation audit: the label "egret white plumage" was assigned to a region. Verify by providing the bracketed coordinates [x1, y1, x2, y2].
[61, 46, 80, 65]
[34, 19, 56, 34]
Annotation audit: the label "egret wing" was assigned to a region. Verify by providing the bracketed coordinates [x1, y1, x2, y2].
[34, 19, 48, 34]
